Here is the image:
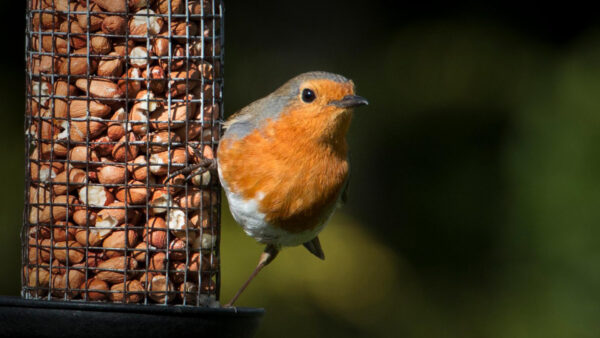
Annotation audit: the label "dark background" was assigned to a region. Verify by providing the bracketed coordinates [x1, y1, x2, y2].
[2, 1, 600, 337]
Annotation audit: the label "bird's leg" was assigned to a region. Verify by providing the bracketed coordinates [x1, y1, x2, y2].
[224, 244, 279, 307]
[165, 158, 217, 182]
[184, 158, 215, 181]
[165, 144, 218, 182]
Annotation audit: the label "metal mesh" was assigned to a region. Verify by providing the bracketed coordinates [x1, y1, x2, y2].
[22, 0, 223, 306]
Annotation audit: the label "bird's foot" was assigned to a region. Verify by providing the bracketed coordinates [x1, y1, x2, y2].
[166, 158, 217, 183]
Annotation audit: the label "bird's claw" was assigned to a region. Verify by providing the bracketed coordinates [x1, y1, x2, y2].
[166, 158, 217, 182]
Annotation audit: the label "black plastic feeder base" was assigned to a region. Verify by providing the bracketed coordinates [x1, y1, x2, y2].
[0, 296, 264, 338]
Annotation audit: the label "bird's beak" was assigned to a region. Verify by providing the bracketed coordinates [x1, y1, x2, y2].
[330, 95, 369, 108]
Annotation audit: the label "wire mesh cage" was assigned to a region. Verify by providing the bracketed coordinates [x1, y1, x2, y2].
[23, 0, 223, 306]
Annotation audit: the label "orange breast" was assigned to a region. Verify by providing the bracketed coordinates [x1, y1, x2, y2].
[218, 108, 350, 233]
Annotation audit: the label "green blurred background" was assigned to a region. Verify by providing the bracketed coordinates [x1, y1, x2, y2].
[3, 1, 600, 337]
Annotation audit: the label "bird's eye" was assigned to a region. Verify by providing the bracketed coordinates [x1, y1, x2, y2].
[301, 88, 316, 103]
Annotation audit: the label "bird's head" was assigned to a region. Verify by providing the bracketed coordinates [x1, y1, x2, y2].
[269, 71, 368, 142]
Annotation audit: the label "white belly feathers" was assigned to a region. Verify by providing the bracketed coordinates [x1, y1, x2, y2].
[218, 164, 329, 247]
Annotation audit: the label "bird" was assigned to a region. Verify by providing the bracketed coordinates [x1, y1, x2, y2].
[214, 71, 367, 306]
[217, 71, 368, 306]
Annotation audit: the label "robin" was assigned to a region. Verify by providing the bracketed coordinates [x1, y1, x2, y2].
[170, 71, 367, 306]
[217, 71, 368, 306]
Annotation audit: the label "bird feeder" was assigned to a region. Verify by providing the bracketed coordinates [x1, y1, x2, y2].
[12, 1, 262, 336]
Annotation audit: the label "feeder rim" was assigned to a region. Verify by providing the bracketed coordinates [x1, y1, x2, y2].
[0, 296, 264, 317]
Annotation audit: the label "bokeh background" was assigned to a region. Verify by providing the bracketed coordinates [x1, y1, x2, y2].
[2, 1, 600, 337]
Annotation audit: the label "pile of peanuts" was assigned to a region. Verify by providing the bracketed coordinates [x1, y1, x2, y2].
[24, 0, 222, 305]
